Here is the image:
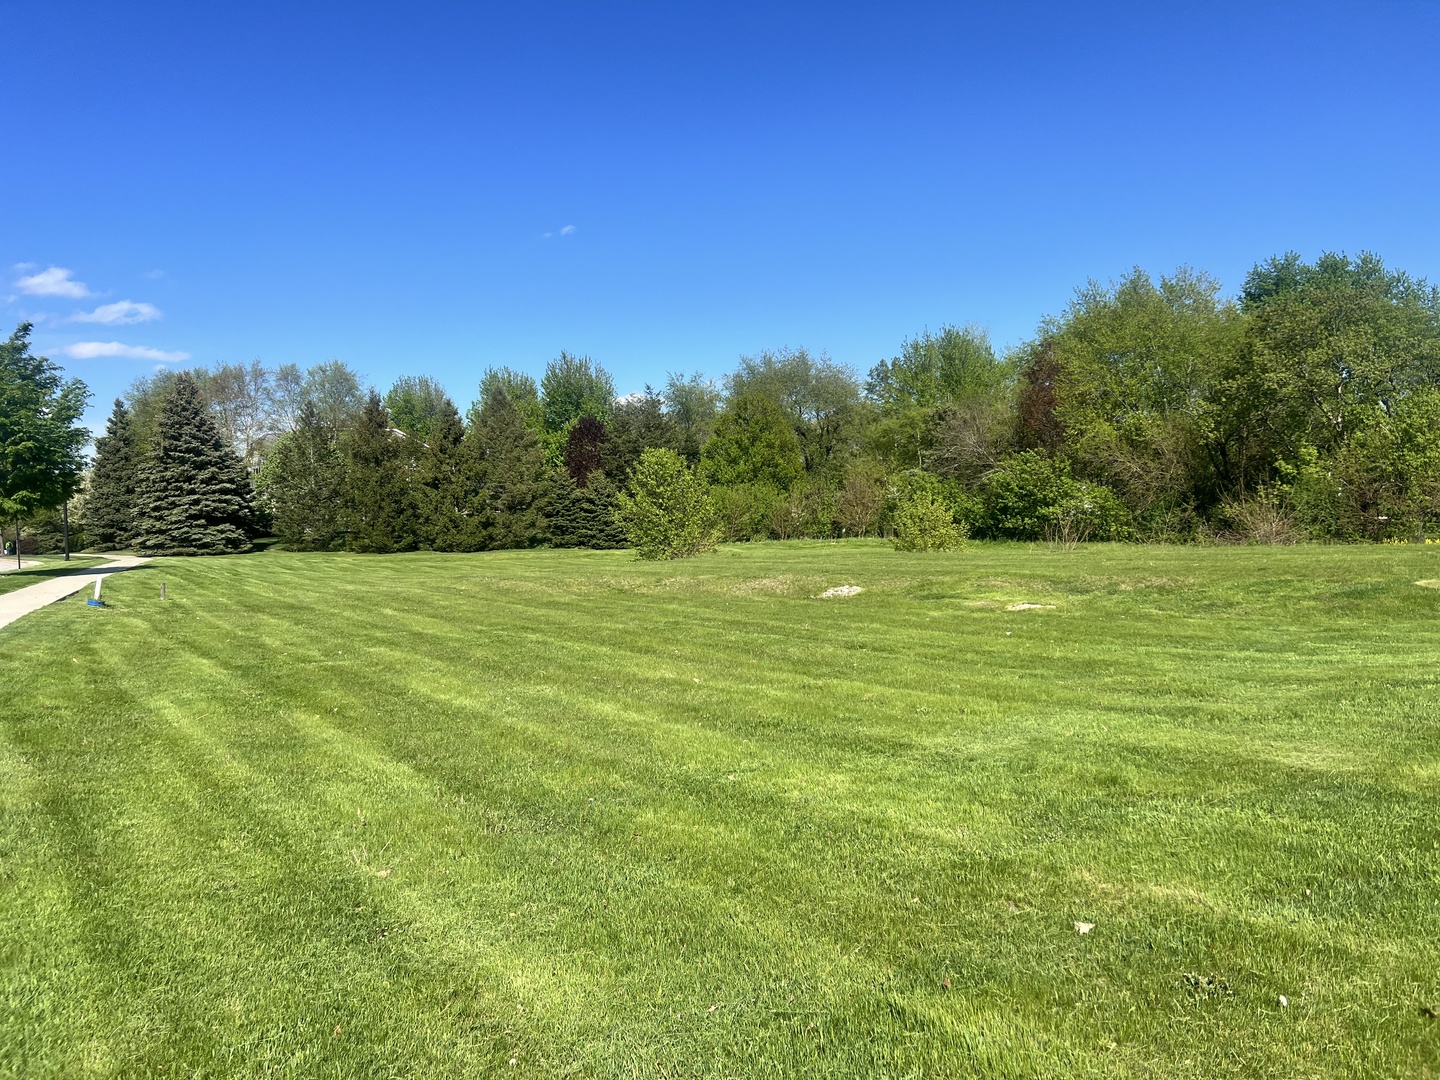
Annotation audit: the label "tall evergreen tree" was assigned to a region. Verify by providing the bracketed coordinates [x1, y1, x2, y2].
[84, 399, 141, 549]
[471, 387, 547, 549]
[417, 396, 488, 551]
[133, 372, 255, 555]
[341, 391, 420, 553]
[263, 399, 346, 550]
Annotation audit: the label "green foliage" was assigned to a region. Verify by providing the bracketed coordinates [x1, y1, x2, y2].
[414, 397, 486, 551]
[866, 323, 1008, 412]
[298, 360, 367, 434]
[4, 503, 82, 555]
[980, 451, 1130, 541]
[132, 373, 255, 556]
[84, 399, 140, 549]
[340, 392, 420, 553]
[384, 375, 451, 441]
[766, 478, 836, 540]
[68, 250, 1440, 555]
[0, 323, 90, 527]
[476, 367, 544, 432]
[469, 387, 548, 549]
[662, 372, 721, 462]
[710, 482, 781, 542]
[701, 393, 805, 490]
[891, 489, 968, 552]
[604, 389, 676, 479]
[728, 347, 862, 473]
[547, 471, 627, 549]
[865, 403, 933, 471]
[1330, 389, 1440, 541]
[835, 458, 888, 537]
[198, 359, 274, 470]
[1236, 251, 1440, 466]
[1046, 268, 1242, 517]
[261, 400, 347, 551]
[614, 447, 719, 559]
[541, 352, 615, 433]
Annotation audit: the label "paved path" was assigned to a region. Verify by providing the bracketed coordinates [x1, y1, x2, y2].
[0, 560, 42, 573]
[0, 556, 151, 632]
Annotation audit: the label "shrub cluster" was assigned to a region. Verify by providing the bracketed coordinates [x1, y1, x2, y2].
[59, 249, 1440, 558]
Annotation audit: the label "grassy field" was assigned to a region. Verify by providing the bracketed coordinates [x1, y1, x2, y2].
[1, 541, 1438, 1077]
[0, 555, 105, 598]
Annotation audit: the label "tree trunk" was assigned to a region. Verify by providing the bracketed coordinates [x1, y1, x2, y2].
[63, 501, 71, 561]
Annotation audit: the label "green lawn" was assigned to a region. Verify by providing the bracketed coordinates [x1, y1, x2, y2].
[1, 541, 1438, 1077]
[0, 555, 107, 598]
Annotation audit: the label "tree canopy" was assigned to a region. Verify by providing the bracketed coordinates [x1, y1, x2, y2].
[0, 323, 89, 537]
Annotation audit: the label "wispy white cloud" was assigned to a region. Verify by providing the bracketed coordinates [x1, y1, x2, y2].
[559, 224, 576, 236]
[63, 341, 190, 362]
[69, 300, 161, 325]
[16, 266, 91, 298]
[144, 269, 166, 279]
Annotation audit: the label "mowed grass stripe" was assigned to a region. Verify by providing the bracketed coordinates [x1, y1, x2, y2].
[1, 542, 1437, 1076]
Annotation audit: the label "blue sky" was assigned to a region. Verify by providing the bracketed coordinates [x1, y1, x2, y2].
[4, 1, 1438, 432]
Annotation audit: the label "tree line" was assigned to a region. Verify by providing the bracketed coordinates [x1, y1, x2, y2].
[8, 250, 1440, 559]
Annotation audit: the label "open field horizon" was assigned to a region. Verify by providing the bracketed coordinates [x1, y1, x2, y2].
[2, 541, 1438, 1076]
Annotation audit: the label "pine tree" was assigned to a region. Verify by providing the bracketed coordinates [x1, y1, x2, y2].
[417, 396, 487, 551]
[471, 387, 547, 549]
[341, 391, 420, 553]
[548, 470, 627, 549]
[263, 399, 345, 550]
[133, 373, 255, 555]
[84, 399, 140, 549]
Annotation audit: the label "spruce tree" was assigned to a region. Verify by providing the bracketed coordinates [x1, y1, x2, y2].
[548, 471, 626, 549]
[84, 399, 140, 549]
[264, 399, 345, 550]
[471, 387, 547, 549]
[341, 391, 420, 553]
[417, 396, 487, 551]
[133, 372, 255, 555]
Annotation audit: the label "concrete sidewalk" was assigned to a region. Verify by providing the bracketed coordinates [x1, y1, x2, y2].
[0, 556, 151, 632]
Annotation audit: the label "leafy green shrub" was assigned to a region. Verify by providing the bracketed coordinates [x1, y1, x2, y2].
[769, 479, 837, 540]
[614, 448, 720, 559]
[980, 451, 1129, 541]
[891, 488, 969, 551]
[886, 472, 969, 551]
[711, 482, 781, 541]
